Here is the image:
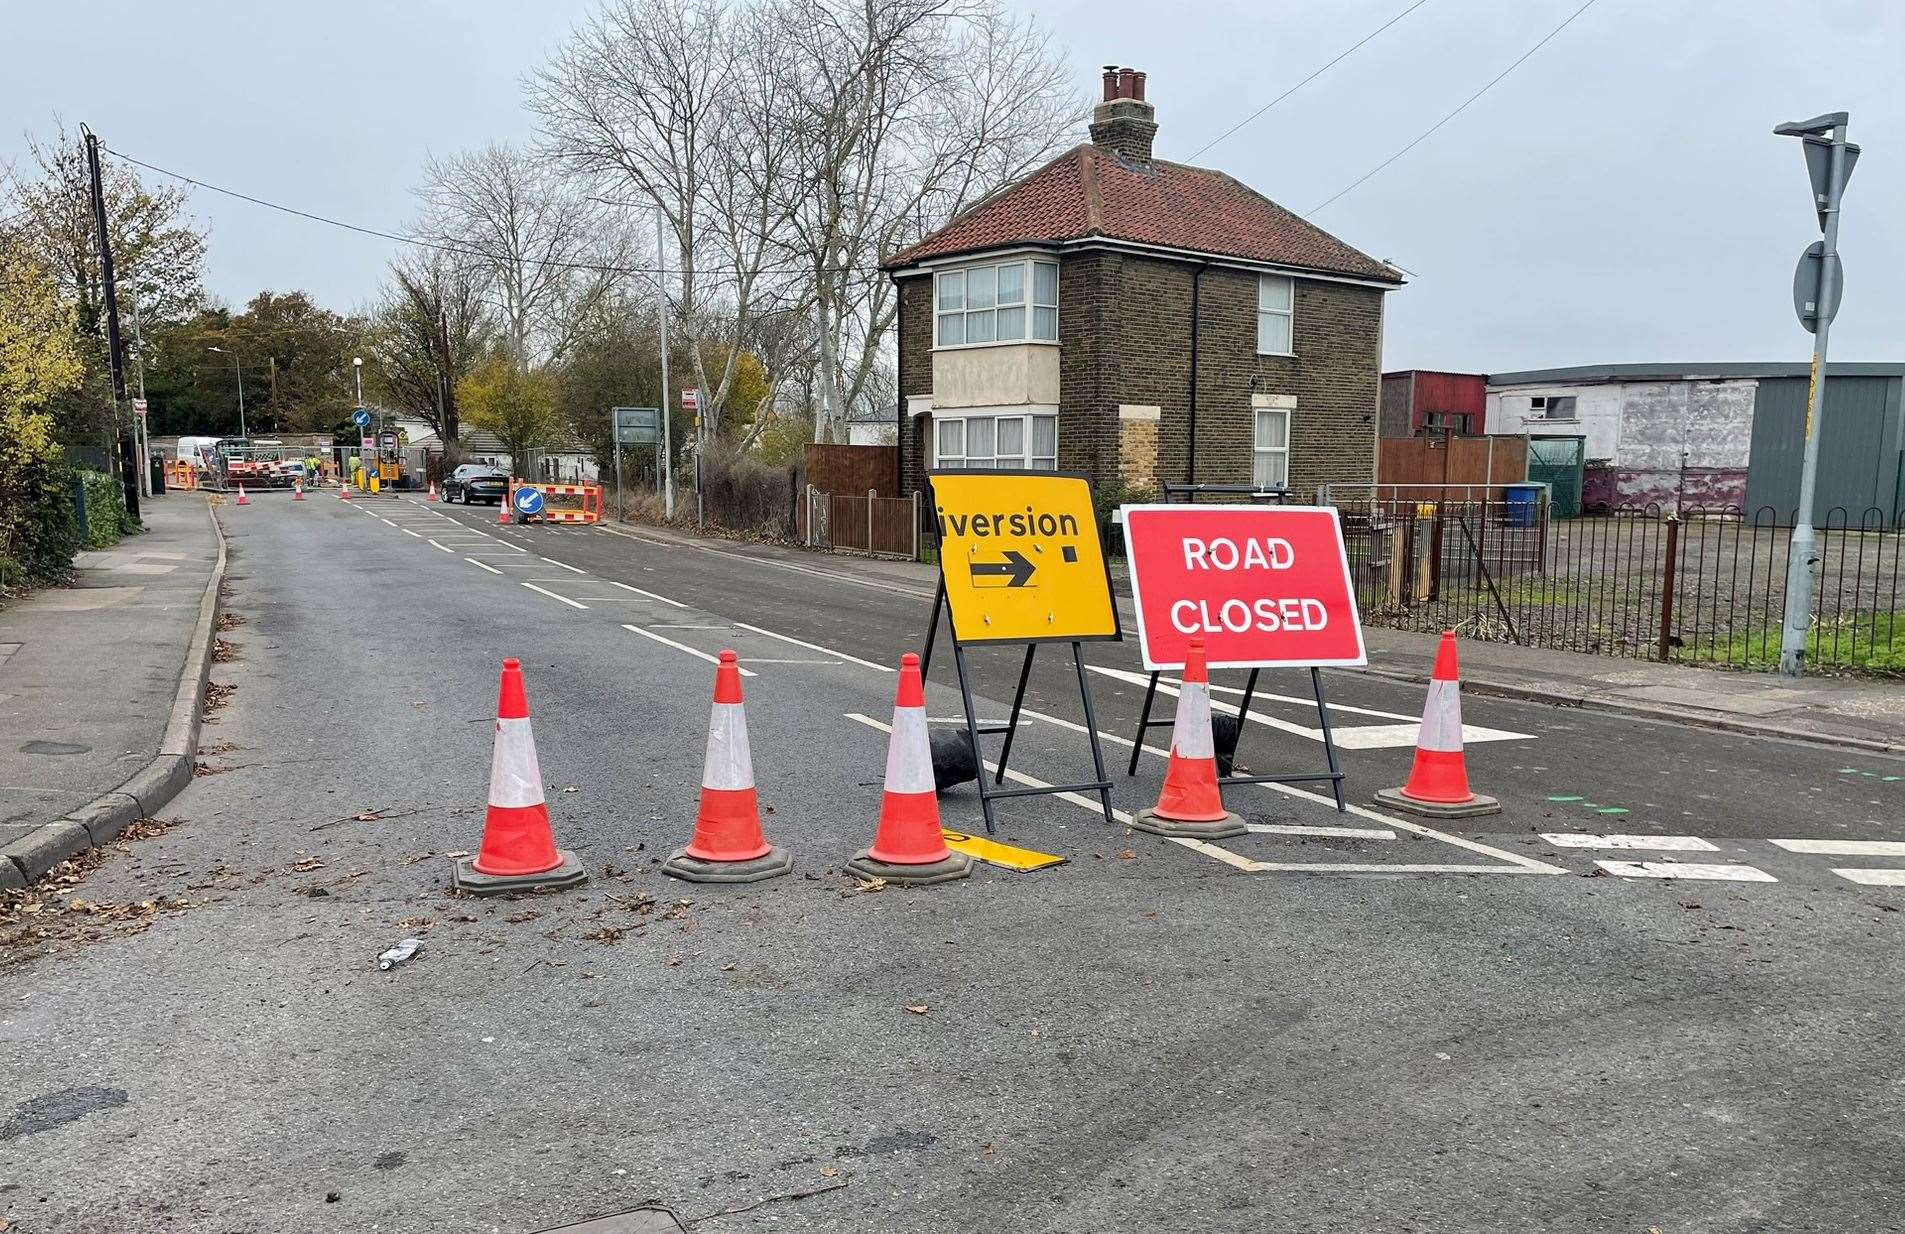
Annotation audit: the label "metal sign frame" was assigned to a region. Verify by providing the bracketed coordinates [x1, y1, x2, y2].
[1118, 489, 1348, 811]
[920, 469, 1120, 834]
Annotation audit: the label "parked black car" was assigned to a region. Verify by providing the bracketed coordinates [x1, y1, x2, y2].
[441, 464, 509, 505]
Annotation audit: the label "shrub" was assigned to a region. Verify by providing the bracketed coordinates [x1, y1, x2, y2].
[78, 469, 138, 549]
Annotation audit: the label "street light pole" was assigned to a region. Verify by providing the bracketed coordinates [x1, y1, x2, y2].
[655, 206, 674, 520]
[208, 346, 246, 437]
[1773, 111, 1855, 678]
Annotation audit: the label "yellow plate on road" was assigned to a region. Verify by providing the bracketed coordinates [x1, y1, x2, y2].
[941, 830, 1066, 872]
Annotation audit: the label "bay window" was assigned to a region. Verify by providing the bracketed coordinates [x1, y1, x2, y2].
[934, 412, 1059, 470]
[936, 259, 1059, 347]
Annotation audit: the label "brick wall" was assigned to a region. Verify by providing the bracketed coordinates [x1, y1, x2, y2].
[891, 251, 1386, 501]
[897, 274, 933, 499]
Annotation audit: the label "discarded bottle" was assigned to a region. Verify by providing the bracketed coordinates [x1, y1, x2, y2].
[378, 938, 423, 971]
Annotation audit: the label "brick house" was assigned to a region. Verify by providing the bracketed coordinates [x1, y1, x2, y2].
[884, 66, 1403, 504]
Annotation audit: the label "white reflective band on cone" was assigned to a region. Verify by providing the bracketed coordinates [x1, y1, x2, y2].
[702, 702, 755, 791]
[884, 706, 935, 794]
[1171, 681, 1215, 760]
[489, 717, 546, 808]
[1418, 679, 1464, 752]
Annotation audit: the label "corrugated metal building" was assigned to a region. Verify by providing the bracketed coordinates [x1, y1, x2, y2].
[1485, 363, 1905, 522]
[1381, 370, 1487, 437]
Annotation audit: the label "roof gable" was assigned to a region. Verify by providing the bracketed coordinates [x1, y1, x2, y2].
[886, 144, 1400, 284]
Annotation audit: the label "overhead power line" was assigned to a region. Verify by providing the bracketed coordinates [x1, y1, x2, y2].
[1183, 0, 1436, 164]
[100, 146, 851, 280]
[1306, 0, 1602, 216]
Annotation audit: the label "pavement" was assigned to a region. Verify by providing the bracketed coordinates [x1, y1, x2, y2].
[0, 494, 223, 887]
[4, 492, 1904, 1233]
[607, 518, 1905, 753]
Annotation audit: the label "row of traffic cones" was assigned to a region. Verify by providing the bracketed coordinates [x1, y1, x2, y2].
[1133, 630, 1500, 836]
[451, 650, 970, 897]
[451, 630, 1498, 896]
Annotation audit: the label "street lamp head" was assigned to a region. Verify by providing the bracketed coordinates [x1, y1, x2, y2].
[353, 356, 363, 368]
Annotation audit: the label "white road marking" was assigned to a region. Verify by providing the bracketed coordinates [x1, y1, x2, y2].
[1542, 833, 1719, 851]
[401, 529, 423, 538]
[1012, 704, 1566, 875]
[743, 658, 842, 665]
[847, 714, 1552, 878]
[466, 558, 504, 575]
[622, 624, 757, 676]
[1088, 665, 1536, 749]
[427, 540, 456, 554]
[1246, 823, 1398, 840]
[1770, 839, 1905, 857]
[522, 583, 588, 610]
[1595, 860, 1778, 882]
[606, 580, 686, 608]
[540, 557, 588, 575]
[730, 622, 896, 672]
[379, 518, 399, 527]
[650, 623, 730, 630]
[1832, 868, 1905, 886]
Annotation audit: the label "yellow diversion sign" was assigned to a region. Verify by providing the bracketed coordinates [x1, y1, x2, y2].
[928, 469, 1119, 644]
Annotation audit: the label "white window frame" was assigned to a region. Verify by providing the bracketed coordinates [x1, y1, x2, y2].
[1528, 395, 1578, 422]
[1253, 405, 1291, 489]
[1257, 274, 1295, 357]
[935, 258, 1059, 349]
[932, 411, 1059, 470]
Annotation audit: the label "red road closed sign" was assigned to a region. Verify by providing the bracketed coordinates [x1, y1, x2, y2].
[1121, 504, 1367, 670]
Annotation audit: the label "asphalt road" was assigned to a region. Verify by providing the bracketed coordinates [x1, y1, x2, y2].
[4, 491, 1903, 1234]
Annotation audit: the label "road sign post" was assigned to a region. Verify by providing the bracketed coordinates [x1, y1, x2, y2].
[1119, 503, 1367, 811]
[612, 407, 663, 523]
[1772, 111, 1857, 677]
[921, 470, 1121, 833]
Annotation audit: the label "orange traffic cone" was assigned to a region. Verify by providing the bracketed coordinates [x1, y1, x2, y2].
[293, 480, 305, 501]
[663, 650, 793, 884]
[1132, 638, 1246, 838]
[497, 482, 512, 525]
[427, 482, 439, 503]
[846, 654, 973, 886]
[234, 484, 250, 506]
[339, 476, 351, 501]
[452, 659, 588, 895]
[1375, 632, 1501, 818]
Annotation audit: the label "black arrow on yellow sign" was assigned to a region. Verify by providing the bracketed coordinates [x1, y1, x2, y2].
[972, 549, 1036, 588]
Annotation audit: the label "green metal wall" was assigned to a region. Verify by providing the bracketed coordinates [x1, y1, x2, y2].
[1745, 375, 1904, 522]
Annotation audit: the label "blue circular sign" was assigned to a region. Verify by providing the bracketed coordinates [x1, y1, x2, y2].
[512, 486, 546, 516]
[351, 408, 371, 428]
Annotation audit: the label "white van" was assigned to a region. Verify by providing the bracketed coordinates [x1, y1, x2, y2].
[176, 436, 222, 467]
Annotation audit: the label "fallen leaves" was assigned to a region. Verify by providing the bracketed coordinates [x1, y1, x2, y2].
[904, 1004, 929, 1015]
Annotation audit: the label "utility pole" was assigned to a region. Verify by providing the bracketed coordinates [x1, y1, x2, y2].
[655, 206, 674, 520]
[81, 124, 139, 521]
[208, 347, 246, 436]
[1773, 111, 1858, 677]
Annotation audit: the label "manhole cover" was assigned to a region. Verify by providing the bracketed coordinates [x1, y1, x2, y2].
[20, 741, 90, 755]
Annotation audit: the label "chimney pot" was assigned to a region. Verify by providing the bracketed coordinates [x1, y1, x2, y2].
[1130, 70, 1146, 101]
[1102, 66, 1119, 101]
[1117, 67, 1136, 99]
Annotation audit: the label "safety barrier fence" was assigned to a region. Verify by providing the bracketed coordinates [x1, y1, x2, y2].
[507, 481, 604, 524]
[1327, 499, 1905, 675]
[804, 486, 919, 560]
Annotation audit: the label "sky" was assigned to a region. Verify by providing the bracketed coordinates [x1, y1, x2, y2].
[5, 0, 1900, 373]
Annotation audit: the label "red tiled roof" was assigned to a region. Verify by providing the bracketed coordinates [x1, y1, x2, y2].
[885, 144, 1400, 283]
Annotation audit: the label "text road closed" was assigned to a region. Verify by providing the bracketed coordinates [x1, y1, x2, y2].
[1122, 504, 1367, 670]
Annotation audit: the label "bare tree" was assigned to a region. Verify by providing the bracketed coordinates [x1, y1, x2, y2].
[414, 141, 621, 367]
[368, 249, 495, 444]
[764, 0, 1080, 442]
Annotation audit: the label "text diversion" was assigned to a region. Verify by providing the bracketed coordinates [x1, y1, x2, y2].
[1168, 535, 1330, 634]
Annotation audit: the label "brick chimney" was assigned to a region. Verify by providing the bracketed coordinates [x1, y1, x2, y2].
[1089, 65, 1157, 164]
